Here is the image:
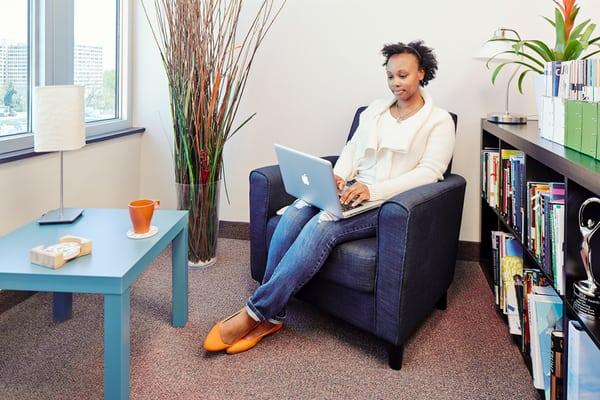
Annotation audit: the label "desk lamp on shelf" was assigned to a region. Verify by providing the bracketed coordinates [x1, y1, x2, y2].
[475, 28, 528, 125]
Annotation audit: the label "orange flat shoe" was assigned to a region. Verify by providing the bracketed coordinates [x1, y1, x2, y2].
[203, 310, 246, 352]
[225, 322, 283, 354]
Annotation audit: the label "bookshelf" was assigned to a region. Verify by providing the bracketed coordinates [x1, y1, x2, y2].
[480, 119, 600, 399]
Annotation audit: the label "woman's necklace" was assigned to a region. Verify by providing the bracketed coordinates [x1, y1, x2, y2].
[395, 97, 424, 124]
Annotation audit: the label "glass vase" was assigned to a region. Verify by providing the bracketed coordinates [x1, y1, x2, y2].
[176, 181, 221, 269]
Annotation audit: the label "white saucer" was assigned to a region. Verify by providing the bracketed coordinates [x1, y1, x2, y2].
[126, 225, 159, 239]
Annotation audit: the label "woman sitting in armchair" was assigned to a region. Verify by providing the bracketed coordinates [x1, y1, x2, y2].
[204, 40, 456, 354]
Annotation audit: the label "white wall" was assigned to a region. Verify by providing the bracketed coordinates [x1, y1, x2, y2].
[0, 135, 141, 235]
[133, 0, 600, 242]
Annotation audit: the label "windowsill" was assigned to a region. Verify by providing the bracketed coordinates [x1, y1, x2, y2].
[0, 127, 145, 165]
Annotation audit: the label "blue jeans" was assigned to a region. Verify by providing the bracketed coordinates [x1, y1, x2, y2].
[246, 201, 378, 323]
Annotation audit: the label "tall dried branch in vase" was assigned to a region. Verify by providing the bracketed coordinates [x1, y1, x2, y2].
[143, 0, 285, 265]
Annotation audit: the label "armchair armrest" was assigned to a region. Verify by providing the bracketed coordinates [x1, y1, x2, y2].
[374, 174, 467, 345]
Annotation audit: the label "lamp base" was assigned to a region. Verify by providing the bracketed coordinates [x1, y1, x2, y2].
[486, 112, 528, 125]
[38, 208, 84, 224]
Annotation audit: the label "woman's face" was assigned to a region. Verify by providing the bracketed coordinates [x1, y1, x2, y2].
[386, 53, 425, 102]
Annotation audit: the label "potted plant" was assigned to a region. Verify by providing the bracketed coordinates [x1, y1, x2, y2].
[488, 0, 599, 93]
[143, 0, 285, 268]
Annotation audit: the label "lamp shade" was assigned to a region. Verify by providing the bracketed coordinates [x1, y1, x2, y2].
[33, 85, 85, 152]
[474, 38, 517, 63]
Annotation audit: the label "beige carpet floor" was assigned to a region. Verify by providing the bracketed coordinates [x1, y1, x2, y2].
[0, 239, 539, 399]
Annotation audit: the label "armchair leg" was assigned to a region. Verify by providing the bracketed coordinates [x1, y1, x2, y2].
[387, 344, 404, 370]
[435, 291, 448, 310]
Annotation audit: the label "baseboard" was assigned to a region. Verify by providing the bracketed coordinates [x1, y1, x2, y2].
[219, 221, 480, 262]
[218, 221, 250, 240]
[456, 241, 479, 262]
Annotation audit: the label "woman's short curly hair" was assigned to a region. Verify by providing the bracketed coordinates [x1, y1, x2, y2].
[381, 40, 438, 86]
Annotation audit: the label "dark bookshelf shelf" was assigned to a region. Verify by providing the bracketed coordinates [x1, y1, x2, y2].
[564, 297, 600, 349]
[483, 120, 600, 195]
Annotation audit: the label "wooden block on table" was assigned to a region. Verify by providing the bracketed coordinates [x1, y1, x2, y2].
[30, 235, 93, 269]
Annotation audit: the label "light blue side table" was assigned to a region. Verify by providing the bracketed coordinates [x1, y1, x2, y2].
[0, 208, 189, 400]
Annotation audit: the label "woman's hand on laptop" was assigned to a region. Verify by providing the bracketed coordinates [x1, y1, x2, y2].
[334, 175, 345, 191]
[340, 182, 370, 206]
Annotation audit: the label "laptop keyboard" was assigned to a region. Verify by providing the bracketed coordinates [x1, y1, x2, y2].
[340, 201, 364, 212]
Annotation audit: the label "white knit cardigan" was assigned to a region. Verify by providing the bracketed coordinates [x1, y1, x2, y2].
[333, 89, 456, 201]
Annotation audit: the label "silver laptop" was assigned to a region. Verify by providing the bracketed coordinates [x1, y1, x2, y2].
[274, 144, 383, 219]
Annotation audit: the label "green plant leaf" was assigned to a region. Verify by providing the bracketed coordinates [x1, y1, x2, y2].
[570, 6, 580, 26]
[543, 16, 556, 27]
[563, 39, 584, 60]
[517, 69, 534, 94]
[579, 23, 597, 47]
[570, 19, 591, 40]
[582, 48, 600, 59]
[527, 40, 557, 61]
[514, 41, 552, 63]
[491, 61, 543, 85]
[485, 50, 544, 69]
[555, 8, 566, 55]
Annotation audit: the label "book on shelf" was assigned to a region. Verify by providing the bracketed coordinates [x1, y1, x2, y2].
[567, 320, 600, 399]
[500, 150, 522, 225]
[550, 330, 564, 400]
[522, 269, 551, 355]
[527, 182, 565, 291]
[481, 149, 500, 209]
[510, 154, 525, 239]
[491, 231, 523, 316]
[528, 287, 562, 393]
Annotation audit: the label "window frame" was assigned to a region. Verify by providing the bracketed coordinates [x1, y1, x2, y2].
[0, 0, 132, 156]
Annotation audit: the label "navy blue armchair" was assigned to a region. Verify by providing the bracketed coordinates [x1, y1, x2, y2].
[249, 108, 466, 370]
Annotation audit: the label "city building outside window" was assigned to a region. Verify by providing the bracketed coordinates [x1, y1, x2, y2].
[0, 0, 131, 155]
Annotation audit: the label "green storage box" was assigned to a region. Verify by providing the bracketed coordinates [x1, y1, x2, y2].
[581, 102, 598, 158]
[565, 100, 583, 151]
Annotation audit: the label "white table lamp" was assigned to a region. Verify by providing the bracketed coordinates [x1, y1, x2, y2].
[475, 28, 527, 124]
[33, 85, 86, 224]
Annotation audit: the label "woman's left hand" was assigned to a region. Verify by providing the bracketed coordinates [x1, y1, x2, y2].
[340, 182, 370, 206]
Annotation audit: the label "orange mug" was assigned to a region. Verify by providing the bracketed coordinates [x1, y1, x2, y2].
[128, 199, 160, 234]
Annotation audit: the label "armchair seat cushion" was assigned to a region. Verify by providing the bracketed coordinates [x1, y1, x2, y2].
[267, 215, 377, 293]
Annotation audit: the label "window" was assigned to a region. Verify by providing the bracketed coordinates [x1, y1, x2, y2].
[0, 0, 131, 156]
[74, 0, 118, 123]
[0, 0, 30, 137]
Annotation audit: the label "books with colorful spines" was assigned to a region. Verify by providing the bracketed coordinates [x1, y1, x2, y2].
[491, 231, 502, 305]
[513, 274, 524, 337]
[522, 269, 550, 354]
[528, 286, 562, 393]
[489, 152, 500, 209]
[551, 203, 565, 295]
[500, 236, 523, 335]
[540, 183, 565, 284]
[567, 320, 600, 399]
[481, 149, 499, 207]
[510, 154, 525, 240]
[528, 182, 551, 261]
[500, 150, 523, 224]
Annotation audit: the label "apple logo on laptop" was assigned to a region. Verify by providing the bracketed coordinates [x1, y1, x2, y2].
[301, 173, 310, 186]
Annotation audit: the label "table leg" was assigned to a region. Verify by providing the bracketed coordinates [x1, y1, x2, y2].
[104, 288, 130, 400]
[171, 224, 188, 327]
[53, 292, 72, 321]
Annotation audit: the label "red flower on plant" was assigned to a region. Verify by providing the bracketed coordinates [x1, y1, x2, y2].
[555, 0, 577, 40]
